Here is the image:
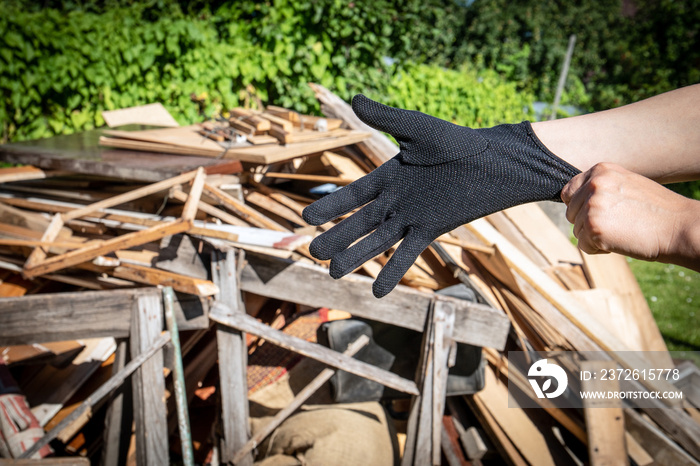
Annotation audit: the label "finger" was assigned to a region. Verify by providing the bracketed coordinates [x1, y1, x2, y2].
[561, 171, 587, 205]
[372, 230, 431, 298]
[308, 198, 387, 260]
[352, 94, 421, 141]
[302, 161, 391, 225]
[328, 219, 405, 280]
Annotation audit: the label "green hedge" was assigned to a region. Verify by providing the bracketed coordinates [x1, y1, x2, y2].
[0, 1, 534, 143]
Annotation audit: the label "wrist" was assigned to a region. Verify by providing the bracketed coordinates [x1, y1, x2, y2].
[664, 198, 700, 271]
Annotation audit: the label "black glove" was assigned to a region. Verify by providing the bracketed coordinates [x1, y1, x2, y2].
[302, 95, 580, 298]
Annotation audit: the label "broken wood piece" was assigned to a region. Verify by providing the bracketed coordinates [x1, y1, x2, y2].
[262, 171, 352, 185]
[22, 214, 65, 271]
[170, 187, 250, 227]
[0, 166, 70, 184]
[210, 302, 419, 395]
[112, 264, 218, 297]
[244, 190, 308, 226]
[229, 109, 271, 132]
[180, 167, 206, 222]
[101, 102, 179, 128]
[435, 234, 495, 255]
[203, 182, 288, 231]
[23, 219, 192, 278]
[258, 112, 294, 132]
[17, 333, 170, 460]
[61, 169, 197, 222]
[232, 334, 370, 464]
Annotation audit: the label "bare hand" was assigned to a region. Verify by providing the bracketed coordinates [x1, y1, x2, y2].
[560, 163, 700, 269]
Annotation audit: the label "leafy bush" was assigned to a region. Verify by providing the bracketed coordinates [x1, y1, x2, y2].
[0, 0, 533, 143]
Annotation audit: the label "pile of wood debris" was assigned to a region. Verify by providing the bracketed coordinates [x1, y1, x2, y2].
[0, 84, 698, 466]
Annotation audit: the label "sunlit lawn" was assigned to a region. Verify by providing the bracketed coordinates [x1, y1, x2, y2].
[628, 258, 700, 353]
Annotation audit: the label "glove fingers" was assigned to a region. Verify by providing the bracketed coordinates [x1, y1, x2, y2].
[328, 219, 404, 280]
[372, 231, 431, 298]
[352, 94, 419, 141]
[308, 199, 386, 261]
[302, 162, 391, 226]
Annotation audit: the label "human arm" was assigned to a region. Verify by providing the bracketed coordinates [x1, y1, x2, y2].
[531, 84, 700, 183]
[560, 162, 700, 272]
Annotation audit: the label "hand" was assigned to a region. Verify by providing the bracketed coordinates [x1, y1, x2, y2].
[303, 95, 580, 297]
[561, 162, 700, 268]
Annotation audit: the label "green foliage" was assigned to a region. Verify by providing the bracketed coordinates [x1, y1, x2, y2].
[451, 0, 700, 111]
[0, 0, 532, 143]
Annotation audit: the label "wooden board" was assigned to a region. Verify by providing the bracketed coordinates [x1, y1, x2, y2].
[0, 288, 208, 345]
[239, 252, 510, 350]
[102, 103, 179, 128]
[0, 129, 241, 182]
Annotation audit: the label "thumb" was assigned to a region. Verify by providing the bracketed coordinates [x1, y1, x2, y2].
[352, 94, 418, 141]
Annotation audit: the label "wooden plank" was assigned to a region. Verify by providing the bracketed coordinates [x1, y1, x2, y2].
[112, 264, 219, 297]
[210, 302, 419, 395]
[180, 167, 206, 221]
[624, 407, 700, 466]
[501, 203, 582, 265]
[130, 292, 169, 465]
[258, 112, 294, 132]
[262, 171, 352, 185]
[212, 249, 252, 466]
[244, 190, 308, 226]
[203, 182, 288, 231]
[269, 127, 351, 144]
[23, 213, 65, 270]
[239, 252, 510, 349]
[0, 288, 206, 344]
[62, 170, 197, 221]
[23, 218, 192, 278]
[232, 334, 370, 464]
[582, 251, 672, 366]
[581, 360, 629, 466]
[224, 130, 370, 164]
[170, 187, 249, 227]
[0, 166, 70, 183]
[102, 103, 179, 128]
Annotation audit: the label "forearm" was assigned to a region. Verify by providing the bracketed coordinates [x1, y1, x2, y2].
[532, 84, 700, 184]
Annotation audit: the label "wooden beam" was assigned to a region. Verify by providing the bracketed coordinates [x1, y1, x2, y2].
[212, 249, 252, 466]
[238, 252, 510, 349]
[210, 302, 419, 395]
[203, 182, 288, 231]
[112, 264, 219, 297]
[130, 292, 169, 465]
[0, 288, 207, 345]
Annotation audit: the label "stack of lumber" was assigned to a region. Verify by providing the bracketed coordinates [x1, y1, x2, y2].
[0, 84, 697, 465]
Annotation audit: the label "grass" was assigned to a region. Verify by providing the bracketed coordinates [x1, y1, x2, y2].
[628, 258, 700, 354]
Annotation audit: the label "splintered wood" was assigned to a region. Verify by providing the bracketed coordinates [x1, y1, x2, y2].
[0, 85, 697, 466]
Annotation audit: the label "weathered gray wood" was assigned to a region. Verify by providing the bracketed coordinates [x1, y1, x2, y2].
[131, 293, 169, 465]
[431, 301, 455, 466]
[213, 249, 252, 466]
[18, 333, 170, 460]
[101, 339, 132, 466]
[211, 302, 419, 395]
[232, 335, 370, 464]
[0, 288, 208, 345]
[240, 252, 509, 349]
[625, 408, 700, 466]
